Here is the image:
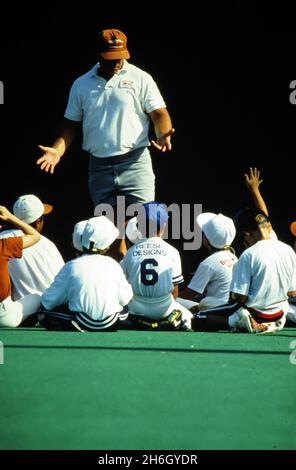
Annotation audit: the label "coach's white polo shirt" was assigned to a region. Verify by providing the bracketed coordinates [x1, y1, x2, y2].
[64, 61, 166, 157]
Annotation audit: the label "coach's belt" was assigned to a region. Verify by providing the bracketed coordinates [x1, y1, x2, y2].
[91, 154, 128, 164]
[89, 146, 146, 165]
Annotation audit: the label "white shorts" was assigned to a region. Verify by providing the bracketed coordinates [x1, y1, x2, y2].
[128, 294, 172, 320]
[0, 295, 41, 328]
[176, 295, 226, 310]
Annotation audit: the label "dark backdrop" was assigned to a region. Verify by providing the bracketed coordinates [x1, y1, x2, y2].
[1, 3, 295, 278]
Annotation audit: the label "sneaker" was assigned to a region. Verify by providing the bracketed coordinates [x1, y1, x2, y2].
[229, 310, 249, 332]
[249, 314, 286, 334]
[260, 315, 285, 333]
[158, 309, 183, 331]
[249, 316, 274, 334]
[133, 316, 159, 330]
[274, 315, 286, 331]
[180, 319, 193, 332]
[232, 308, 285, 334]
[238, 309, 277, 335]
[234, 309, 271, 334]
[70, 320, 85, 332]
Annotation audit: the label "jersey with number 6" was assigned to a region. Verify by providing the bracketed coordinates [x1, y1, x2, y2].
[121, 237, 184, 298]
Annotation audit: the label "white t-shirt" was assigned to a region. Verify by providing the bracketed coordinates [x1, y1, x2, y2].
[121, 237, 184, 299]
[0, 229, 64, 300]
[42, 254, 133, 320]
[64, 61, 166, 157]
[188, 249, 237, 304]
[230, 239, 296, 314]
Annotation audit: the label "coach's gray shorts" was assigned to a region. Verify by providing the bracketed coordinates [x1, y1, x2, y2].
[88, 147, 155, 208]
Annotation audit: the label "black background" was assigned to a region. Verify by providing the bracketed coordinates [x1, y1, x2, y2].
[1, 2, 296, 278]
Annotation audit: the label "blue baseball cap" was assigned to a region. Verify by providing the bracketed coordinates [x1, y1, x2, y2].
[142, 201, 169, 227]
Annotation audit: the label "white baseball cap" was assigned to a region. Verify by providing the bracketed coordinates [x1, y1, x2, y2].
[72, 220, 88, 252]
[197, 212, 236, 249]
[13, 194, 53, 224]
[82, 216, 119, 251]
[125, 217, 143, 244]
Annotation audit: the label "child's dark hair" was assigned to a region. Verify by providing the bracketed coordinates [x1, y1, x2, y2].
[234, 208, 270, 232]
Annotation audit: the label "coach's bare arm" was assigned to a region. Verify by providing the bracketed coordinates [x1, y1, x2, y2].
[149, 108, 175, 152]
[36, 118, 80, 174]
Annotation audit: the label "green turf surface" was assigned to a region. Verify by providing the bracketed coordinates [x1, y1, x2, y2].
[0, 327, 295, 450]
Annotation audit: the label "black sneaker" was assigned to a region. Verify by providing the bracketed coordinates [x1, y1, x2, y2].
[158, 309, 183, 331]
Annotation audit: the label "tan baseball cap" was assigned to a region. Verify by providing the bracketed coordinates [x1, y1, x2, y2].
[98, 29, 130, 60]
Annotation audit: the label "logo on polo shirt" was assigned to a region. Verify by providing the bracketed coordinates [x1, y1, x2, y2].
[120, 79, 134, 88]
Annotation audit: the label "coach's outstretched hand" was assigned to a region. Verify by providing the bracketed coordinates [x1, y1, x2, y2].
[36, 145, 61, 174]
[151, 128, 175, 152]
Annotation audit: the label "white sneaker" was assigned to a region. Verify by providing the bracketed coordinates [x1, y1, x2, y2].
[253, 320, 277, 335]
[229, 309, 252, 332]
[238, 309, 256, 333]
[231, 307, 286, 334]
[274, 315, 286, 331]
[249, 314, 286, 334]
[234, 309, 275, 334]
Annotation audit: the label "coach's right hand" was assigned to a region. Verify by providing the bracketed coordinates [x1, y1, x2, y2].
[36, 145, 61, 174]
